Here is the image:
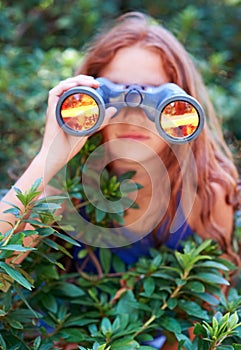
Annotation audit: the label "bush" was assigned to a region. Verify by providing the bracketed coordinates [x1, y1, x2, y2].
[1, 136, 241, 349]
[1, 183, 241, 349]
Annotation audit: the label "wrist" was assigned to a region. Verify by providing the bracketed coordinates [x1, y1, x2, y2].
[31, 151, 61, 184]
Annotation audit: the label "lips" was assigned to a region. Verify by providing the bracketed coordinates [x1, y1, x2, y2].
[117, 134, 150, 141]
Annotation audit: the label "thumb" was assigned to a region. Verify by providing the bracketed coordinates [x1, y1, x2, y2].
[101, 106, 117, 128]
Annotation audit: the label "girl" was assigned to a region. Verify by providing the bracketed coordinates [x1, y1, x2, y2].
[0, 11, 240, 349]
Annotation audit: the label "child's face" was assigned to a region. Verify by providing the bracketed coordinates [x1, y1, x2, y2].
[99, 44, 170, 160]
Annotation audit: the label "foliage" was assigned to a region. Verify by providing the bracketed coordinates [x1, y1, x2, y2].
[0, 0, 241, 187]
[1, 136, 241, 349]
[1, 2, 241, 348]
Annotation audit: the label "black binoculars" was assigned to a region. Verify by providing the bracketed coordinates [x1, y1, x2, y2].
[56, 77, 205, 144]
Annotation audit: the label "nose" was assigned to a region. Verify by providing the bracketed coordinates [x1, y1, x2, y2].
[116, 106, 146, 124]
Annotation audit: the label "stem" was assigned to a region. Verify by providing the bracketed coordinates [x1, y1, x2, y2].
[2, 206, 30, 246]
[86, 245, 103, 279]
[161, 270, 189, 310]
[74, 200, 90, 210]
[134, 314, 156, 337]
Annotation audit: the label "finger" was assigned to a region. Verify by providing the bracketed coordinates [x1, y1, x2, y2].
[101, 106, 117, 128]
[49, 76, 100, 97]
[105, 106, 117, 119]
[60, 74, 98, 87]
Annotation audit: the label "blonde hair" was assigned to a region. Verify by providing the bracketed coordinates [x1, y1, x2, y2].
[76, 12, 239, 257]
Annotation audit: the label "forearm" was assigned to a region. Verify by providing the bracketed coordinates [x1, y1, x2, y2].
[0, 151, 64, 233]
[0, 74, 109, 234]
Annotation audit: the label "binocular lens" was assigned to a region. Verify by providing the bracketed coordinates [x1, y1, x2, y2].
[159, 101, 200, 140]
[59, 93, 100, 132]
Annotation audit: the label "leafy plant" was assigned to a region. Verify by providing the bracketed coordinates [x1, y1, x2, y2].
[194, 311, 241, 349]
[1, 134, 241, 349]
[0, 176, 241, 349]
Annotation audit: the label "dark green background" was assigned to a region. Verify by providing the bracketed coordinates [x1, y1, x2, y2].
[1, 0, 240, 187]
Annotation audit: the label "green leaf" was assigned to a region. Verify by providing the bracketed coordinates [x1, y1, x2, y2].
[196, 260, 229, 271]
[118, 171, 136, 182]
[0, 334, 7, 350]
[228, 312, 239, 328]
[30, 178, 43, 192]
[178, 300, 209, 320]
[111, 337, 140, 349]
[0, 244, 36, 252]
[101, 317, 112, 336]
[42, 293, 58, 313]
[7, 318, 24, 329]
[175, 333, 193, 349]
[120, 181, 139, 193]
[58, 327, 86, 343]
[151, 254, 162, 268]
[160, 316, 182, 333]
[32, 202, 62, 211]
[185, 281, 205, 293]
[56, 282, 85, 297]
[23, 219, 49, 227]
[193, 239, 213, 255]
[194, 322, 207, 337]
[167, 298, 178, 310]
[0, 262, 33, 290]
[95, 345, 110, 350]
[33, 336, 41, 350]
[108, 212, 125, 225]
[0, 309, 7, 317]
[1, 199, 20, 211]
[53, 231, 81, 246]
[95, 208, 106, 223]
[57, 303, 67, 321]
[192, 292, 219, 305]
[36, 195, 67, 203]
[77, 248, 88, 259]
[112, 316, 121, 332]
[89, 324, 98, 336]
[112, 254, 126, 272]
[196, 272, 230, 285]
[143, 277, 155, 296]
[99, 248, 111, 274]
[174, 251, 186, 269]
[3, 207, 20, 215]
[36, 227, 55, 236]
[14, 285, 40, 318]
[42, 238, 59, 250]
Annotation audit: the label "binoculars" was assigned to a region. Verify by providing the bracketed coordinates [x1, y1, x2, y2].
[56, 77, 205, 144]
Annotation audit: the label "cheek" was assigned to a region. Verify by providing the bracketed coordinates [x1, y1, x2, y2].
[149, 136, 167, 154]
[101, 125, 117, 142]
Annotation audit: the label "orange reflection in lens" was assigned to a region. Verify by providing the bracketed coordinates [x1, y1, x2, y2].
[61, 93, 99, 131]
[160, 101, 199, 139]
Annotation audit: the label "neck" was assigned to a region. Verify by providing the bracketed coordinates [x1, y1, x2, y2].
[108, 157, 169, 234]
[109, 157, 161, 189]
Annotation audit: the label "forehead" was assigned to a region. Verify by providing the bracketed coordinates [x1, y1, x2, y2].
[99, 45, 169, 86]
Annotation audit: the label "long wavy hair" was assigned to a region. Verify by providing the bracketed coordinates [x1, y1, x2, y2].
[76, 11, 239, 260]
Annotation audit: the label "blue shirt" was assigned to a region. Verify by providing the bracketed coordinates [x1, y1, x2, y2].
[73, 219, 193, 271]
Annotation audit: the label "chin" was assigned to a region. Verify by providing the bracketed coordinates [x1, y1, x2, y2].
[103, 138, 161, 163]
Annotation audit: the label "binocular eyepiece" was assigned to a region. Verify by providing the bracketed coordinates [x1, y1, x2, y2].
[56, 77, 205, 144]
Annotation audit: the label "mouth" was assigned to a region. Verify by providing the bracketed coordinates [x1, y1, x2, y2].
[117, 134, 150, 141]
